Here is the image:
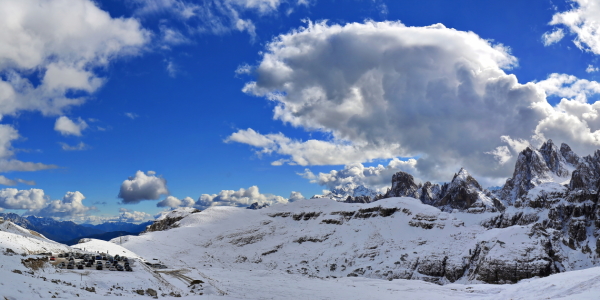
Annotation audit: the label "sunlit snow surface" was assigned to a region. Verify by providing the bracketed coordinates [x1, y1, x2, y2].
[2, 199, 600, 299]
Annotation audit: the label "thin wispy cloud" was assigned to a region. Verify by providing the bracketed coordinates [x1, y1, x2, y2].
[59, 142, 89, 151]
[125, 112, 140, 120]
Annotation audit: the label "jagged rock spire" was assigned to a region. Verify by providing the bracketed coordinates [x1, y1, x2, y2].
[385, 171, 420, 198]
[437, 168, 500, 212]
[539, 139, 570, 177]
[384, 168, 501, 212]
[499, 139, 579, 203]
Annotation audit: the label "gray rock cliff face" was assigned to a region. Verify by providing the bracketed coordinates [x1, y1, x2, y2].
[363, 140, 600, 284]
[143, 208, 201, 233]
[498, 140, 576, 204]
[295, 140, 600, 285]
[383, 168, 502, 212]
[435, 168, 503, 212]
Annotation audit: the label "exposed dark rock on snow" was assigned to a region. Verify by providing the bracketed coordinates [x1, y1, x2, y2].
[481, 212, 540, 228]
[143, 216, 185, 233]
[343, 195, 372, 204]
[321, 140, 600, 283]
[247, 202, 270, 210]
[498, 140, 576, 204]
[436, 168, 504, 212]
[382, 168, 502, 213]
[110, 139, 600, 287]
[386, 172, 420, 198]
[143, 208, 201, 233]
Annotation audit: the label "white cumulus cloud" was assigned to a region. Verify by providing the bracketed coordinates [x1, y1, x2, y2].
[117, 208, 154, 223]
[226, 128, 403, 166]
[288, 191, 306, 202]
[157, 196, 196, 208]
[37, 191, 95, 218]
[547, 0, 600, 54]
[229, 20, 600, 186]
[536, 73, 600, 103]
[232, 20, 555, 184]
[300, 158, 418, 193]
[542, 28, 565, 46]
[0, 0, 150, 118]
[196, 185, 287, 209]
[54, 116, 88, 136]
[118, 171, 170, 204]
[0, 188, 48, 210]
[587, 65, 599, 73]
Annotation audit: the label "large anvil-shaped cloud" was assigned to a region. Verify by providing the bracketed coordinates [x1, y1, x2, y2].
[230, 20, 600, 186]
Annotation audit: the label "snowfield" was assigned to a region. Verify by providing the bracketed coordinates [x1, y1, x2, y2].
[2, 198, 600, 299]
[4, 140, 600, 298]
[117, 198, 551, 284]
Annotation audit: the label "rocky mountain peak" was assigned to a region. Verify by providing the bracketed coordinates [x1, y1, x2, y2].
[309, 182, 380, 203]
[382, 168, 501, 213]
[437, 168, 500, 212]
[539, 139, 570, 177]
[419, 181, 441, 205]
[567, 147, 600, 192]
[323, 183, 378, 202]
[449, 168, 482, 190]
[384, 171, 446, 206]
[387, 171, 419, 197]
[499, 140, 579, 204]
[560, 143, 580, 166]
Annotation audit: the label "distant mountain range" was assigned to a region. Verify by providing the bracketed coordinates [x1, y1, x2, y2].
[62, 231, 136, 246]
[79, 221, 151, 233]
[0, 213, 152, 244]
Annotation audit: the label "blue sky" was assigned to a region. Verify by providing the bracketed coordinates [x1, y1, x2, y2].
[1, 0, 600, 223]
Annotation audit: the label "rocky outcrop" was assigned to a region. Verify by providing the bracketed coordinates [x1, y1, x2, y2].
[419, 181, 442, 206]
[385, 172, 420, 198]
[499, 140, 576, 204]
[343, 195, 372, 204]
[539, 140, 571, 177]
[371, 139, 600, 283]
[435, 168, 503, 212]
[306, 140, 600, 284]
[247, 202, 270, 210]
[384, 171, 443, 206]
[383, 168, 502, 212]
[568, 149, 600, 192]
[143, 207, 200, 233]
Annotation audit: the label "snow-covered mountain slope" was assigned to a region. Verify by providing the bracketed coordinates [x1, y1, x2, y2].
[0, 226, 201, 299]
[177, 265, 600, 300]
[108, 140, 600, 288]
[0, 221, 70, 255]
[7, 138, 600, 298]
[0, 213, 105, 243]
[110, 198, 549, 285]
[73, 239, 143, 260]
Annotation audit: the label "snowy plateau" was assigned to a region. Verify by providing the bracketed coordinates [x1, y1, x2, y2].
[4, 140, 600, 299]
